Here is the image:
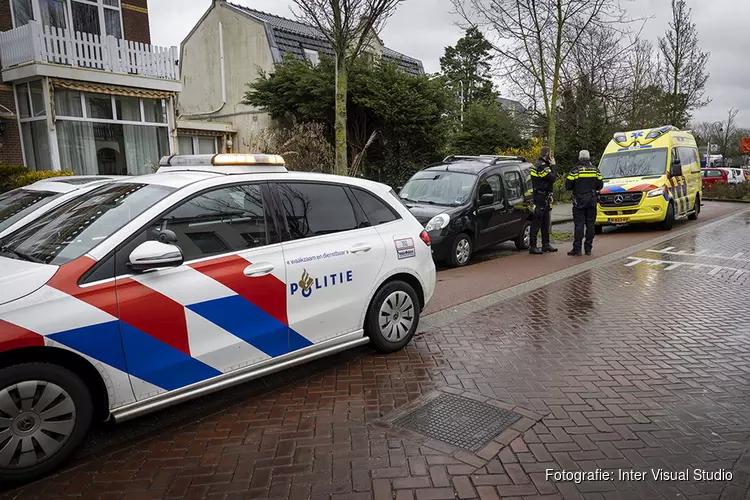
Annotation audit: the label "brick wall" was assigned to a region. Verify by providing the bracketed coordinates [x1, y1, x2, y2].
[122, 0, 151, 45]
[0, 87, 24, 166]
[0, 1, 12, 32]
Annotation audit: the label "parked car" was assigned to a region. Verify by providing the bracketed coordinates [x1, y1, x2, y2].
[398, 155, 534, 267]
[744, 168, 750, 182]
[702, 168, 728, 187]
[0, 176, 121, 238]
[727, 168, 747, 184]
[0, 154, 435, 483]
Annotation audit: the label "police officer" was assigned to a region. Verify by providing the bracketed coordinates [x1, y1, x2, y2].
[529, 146, 558, 255]
[565, 150, 604, 256]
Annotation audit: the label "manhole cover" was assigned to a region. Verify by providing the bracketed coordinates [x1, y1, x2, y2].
[392, 393, 521, 452]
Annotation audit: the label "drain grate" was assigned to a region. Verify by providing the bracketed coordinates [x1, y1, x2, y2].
[392, 393, 521, 452]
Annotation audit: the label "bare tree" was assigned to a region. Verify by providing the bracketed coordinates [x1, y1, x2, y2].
[452, 0, 629, 154]
[658, 0, 710, 127]
[290, 0, 406, 176]
[718, 108, 739, 159]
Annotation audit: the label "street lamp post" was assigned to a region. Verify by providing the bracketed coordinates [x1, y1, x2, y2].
[706, 121, 723, 168]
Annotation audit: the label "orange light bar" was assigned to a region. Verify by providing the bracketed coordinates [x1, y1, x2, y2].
[212, 154, 285, 166]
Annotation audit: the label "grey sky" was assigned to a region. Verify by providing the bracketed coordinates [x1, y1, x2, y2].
[150, 0, 750, 128]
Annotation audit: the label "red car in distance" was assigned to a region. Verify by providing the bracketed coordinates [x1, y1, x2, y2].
[701, 168, 728, 187]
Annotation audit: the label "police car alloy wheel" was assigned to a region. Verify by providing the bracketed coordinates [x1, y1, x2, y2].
[366, 281, 420, 353]
[0, 364, 93, 483]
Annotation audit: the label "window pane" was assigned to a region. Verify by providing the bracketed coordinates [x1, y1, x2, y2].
[54, 89, 83, 117]
[92, 123, 126, 175]
[86, 93, 113, 119]
[16, 84, 31, 118]
[104, 8, 122, 38]
[12, 0, 33, 27]
[115, 95, 140, 121]
[143, 99, 167, 123]
[21, 121, 51, 171]
[156, 184, 269, 261]
[197, 137, 217, 154]
[40, 0, 68, 29]
[277, 183, 357, 240]
[503, 171, 522, 199]
[123, 124, 170, 175]
[72, 1, 100, 35]
[178, 136, 194, 154]
[104, 0, 119, 6]
[478, 175, 503, 204]
[57, 120, 98, 175]
[352, 188, 397, 226]
[29, 81, 45, 117]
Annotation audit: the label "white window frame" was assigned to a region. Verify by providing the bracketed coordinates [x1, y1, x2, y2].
[177, 134, 218, 155]
[10, 0, 124, 39]
[55, 91, 169, 128]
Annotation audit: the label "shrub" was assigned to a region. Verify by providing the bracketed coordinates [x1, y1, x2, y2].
[0, 165, 75, 193]
[243, 122, 334, 174]
[497, 137, 544, 163]
[703, 183, 750, 201]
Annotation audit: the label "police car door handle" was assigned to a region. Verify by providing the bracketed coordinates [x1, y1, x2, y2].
[243, 262, 274, 277]
[350, 244, 372, 254]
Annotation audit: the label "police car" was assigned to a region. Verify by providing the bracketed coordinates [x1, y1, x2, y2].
[0, 176, 121, 238]
[0, 154, 435, 482]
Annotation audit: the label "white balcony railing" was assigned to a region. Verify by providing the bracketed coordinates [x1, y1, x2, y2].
[0, 21, 179, 81]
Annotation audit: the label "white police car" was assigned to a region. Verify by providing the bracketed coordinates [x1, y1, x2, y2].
[0, 154, 435, 482]
[0, 176, 121, 238]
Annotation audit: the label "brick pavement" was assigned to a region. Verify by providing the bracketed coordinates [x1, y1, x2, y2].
[3, 210, 750, 499]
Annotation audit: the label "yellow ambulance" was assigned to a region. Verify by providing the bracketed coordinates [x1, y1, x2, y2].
[595, 125, 702, 232]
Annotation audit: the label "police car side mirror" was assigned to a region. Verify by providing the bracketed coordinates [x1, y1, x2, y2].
[128, 241, 184, 273]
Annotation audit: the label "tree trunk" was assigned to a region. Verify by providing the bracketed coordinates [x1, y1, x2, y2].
[335, 55, 349, 176]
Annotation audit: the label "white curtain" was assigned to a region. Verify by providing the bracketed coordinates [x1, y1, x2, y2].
[57, 121, 97, 175]
[124, 125, 167, 175]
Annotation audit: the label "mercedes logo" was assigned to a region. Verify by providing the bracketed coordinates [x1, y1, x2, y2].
[16, 416, 35, 432]
[613, 195, 624, 205]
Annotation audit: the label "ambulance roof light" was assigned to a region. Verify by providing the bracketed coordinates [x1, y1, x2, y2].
[613, 132, 628, 144]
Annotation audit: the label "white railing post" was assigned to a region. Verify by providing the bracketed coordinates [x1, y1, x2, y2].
[29, 20, 43, 63]
[170, 46, 179, 80]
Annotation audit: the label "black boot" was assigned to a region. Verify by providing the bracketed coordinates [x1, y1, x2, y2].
[529, 247, 543, 255]
[585, 249, 592, 256]
[542, 245, 558, 253]
[568, 249, 582, 256]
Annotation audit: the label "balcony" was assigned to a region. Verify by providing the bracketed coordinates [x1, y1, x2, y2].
[0, 21, 181, 92]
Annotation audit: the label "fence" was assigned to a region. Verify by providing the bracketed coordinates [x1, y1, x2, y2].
[0, 21, 179, 81]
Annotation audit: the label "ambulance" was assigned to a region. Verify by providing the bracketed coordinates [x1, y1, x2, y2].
[595, 126, 702, 232]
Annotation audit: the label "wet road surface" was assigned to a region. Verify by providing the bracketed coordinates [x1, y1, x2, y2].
[3, 204, 750, 500]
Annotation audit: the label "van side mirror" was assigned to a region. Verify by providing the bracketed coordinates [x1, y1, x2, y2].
[395, 185, 403, 194]
[479, 193, 494, 206]
[671, 156, 683, 177]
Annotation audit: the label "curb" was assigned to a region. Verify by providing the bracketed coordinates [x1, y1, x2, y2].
[703, 198, 750, 204]
[419, 205, 750, 332]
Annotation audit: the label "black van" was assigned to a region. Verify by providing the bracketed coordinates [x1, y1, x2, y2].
[398, 156, 535, 267]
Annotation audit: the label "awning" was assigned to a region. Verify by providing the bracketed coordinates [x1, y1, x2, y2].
[49, 78, 175, 100]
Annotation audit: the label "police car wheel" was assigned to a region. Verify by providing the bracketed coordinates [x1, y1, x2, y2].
[515, 221, 532, 250]
[0, 363, 93, 484]
[449, 233, 472, 267]
[366, 281, 420, 353]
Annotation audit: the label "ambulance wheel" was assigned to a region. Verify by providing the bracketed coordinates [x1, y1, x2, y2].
[688, 195, 700, 220]
[594, 225, 603, 235]
[0, 363, 93, 484]
[661, 202, 675, 230]
[515, 221, 532, 250]
[366, 280, 420, 353]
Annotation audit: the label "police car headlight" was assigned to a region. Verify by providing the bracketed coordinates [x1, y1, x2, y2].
[425, 213, 450, 231]
[647, 187, 666, 198]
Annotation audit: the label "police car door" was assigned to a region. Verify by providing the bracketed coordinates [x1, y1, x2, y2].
[111, 182, 291, 400]
[272, 181, 387, 345]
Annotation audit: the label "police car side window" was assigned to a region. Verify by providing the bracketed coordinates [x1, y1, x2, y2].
[351, 188, 399, 226]
[276, 182, 358, 239]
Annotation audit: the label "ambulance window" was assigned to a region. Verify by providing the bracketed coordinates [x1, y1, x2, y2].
[276, 182, 358, 240]
[678, 147, 696, 169]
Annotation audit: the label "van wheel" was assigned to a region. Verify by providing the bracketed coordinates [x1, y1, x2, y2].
[449, 233, 472, 267]
[594, 225, 603, 235]
[366, 280, 420, 353]
[0, 363, 93, 484]
[661, 202, 675, 230]
[688, 195, 700, 220]
[515, 221, 531, 250]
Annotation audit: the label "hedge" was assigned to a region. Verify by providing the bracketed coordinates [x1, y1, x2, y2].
[703, 183, 750, 201]
[0, 165, 74, 193]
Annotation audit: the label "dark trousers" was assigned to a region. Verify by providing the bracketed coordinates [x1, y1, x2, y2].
[530, 199, 551, 248]
[573, 198, 597, 252]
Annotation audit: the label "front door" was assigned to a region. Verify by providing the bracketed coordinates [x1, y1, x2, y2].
[114, 182, 292, 400]
[476, 173, 508, 247]
[272, 181, 386, 345]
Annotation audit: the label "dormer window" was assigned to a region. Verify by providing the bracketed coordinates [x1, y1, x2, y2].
[304, 49, 319, 66]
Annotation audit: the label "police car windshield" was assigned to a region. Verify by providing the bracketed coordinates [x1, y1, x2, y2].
[400, 170, 476, 206]
[0, 188, 60, 234]
[1, 183, 175, 266]
[599, 148, 668, 180]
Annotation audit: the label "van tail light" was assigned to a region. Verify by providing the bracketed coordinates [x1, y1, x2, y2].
[419, 230, 431, 246]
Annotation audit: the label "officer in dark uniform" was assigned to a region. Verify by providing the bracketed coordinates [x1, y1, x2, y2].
[529, 146, 558, 255]
[565, 150, 604, 256]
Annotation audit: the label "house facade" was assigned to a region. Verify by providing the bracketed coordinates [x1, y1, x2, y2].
[177, 0, 424, 155]
[0, 0, 181, 175]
